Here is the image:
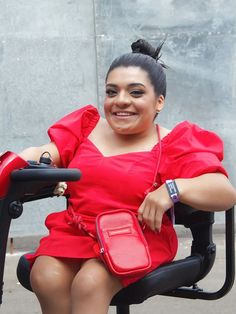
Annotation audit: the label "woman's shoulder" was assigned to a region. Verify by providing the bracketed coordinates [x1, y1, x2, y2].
[158, 121, 190, 144]
[158, 121, 226, 178]
[161, 120, 221, 142]
[159, 120, 224, 157]
[159, 126, 171, 140]
[58, 105, 99, 124]
[49, 105, 100, 136]
[161, 120, 194, 138]
[160, 120, 224, 152]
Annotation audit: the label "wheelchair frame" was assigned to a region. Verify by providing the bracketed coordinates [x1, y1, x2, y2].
[0, 159, 235, 314]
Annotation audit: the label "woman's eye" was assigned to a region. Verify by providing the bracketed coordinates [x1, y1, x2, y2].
[105, 89, 117, 97]
[130, 90, 144, 97]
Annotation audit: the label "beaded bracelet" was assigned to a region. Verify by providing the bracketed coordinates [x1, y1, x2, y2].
[165, 179, 180, 204]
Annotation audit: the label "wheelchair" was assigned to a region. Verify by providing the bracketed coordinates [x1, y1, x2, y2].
[0, 151, 235, 314]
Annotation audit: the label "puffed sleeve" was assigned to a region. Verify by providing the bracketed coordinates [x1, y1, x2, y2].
[159, 121, 228, 182]
[48, 105, 99, 167]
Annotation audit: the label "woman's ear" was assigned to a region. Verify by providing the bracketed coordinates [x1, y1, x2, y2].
[155, 95, 165, 113]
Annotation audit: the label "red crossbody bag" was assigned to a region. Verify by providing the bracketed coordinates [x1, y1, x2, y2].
[96, 209, 151, 277]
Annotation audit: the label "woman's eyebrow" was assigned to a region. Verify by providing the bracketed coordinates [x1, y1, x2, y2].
[106, 84, 117, 88]
[106, 83, 145, 88]
[128, 83, 145, 88]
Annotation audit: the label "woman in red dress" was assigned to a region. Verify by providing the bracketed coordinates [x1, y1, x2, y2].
[19, 39, 236, 314]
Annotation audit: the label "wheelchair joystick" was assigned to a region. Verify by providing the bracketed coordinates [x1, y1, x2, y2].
[39, 151, 53, 165]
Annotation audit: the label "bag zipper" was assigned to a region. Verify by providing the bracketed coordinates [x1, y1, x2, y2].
[96, 219, 106, 255]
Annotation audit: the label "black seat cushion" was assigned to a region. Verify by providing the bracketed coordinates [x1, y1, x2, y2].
[111, 256, 202, 304]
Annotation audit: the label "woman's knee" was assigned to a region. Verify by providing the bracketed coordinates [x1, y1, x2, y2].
[71, 259, 122, 301]
[72, 270, 101, 299]
[30, 256, 79, 297]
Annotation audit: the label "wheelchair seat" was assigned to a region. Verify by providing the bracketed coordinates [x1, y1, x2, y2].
[17, 250, 204, 304]
[17, 203, 231, 314]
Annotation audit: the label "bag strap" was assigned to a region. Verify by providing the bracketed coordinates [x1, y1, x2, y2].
[67, 207, 96, 238]
[68, 207, 146, 237]
[143, 126, 175, 224]
[144, 124, 162, 195]
[68, 124, 163, 234]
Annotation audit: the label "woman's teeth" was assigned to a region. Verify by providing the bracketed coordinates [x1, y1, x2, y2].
[113, 112, 135, 116]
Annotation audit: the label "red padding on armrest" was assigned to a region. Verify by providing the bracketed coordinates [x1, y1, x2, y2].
[0, 151, 28, 198]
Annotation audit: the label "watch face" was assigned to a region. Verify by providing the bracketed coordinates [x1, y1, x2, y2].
[166, 180, 180, 203]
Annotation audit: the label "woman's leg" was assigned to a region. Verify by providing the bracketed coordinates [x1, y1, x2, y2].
[30, 256, 80, 314]
[71, 258, 123, 314]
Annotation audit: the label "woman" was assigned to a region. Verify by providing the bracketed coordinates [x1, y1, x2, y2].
[18, 39, 236, 314]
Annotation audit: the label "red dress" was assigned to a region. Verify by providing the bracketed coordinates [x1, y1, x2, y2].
[26, 105, 227, 287]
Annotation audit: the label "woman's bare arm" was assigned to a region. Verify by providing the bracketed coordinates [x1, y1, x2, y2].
[138, 173, 236, 232]
[19, 142, 61, 167]
[176, 173, 236, 211]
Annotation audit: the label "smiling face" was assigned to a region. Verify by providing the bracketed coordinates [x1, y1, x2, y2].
[104, 66, 164, 136]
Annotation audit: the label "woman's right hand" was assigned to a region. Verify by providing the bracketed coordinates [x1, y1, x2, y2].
[53, 182, 68, 196]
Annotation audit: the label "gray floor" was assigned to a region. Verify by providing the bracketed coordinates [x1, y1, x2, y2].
[1, 234, 235, 314]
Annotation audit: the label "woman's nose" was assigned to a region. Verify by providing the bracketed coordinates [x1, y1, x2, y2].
[115, 92, 131, 106]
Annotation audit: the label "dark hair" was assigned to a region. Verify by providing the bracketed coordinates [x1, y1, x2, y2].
[106, 39, 167, 98]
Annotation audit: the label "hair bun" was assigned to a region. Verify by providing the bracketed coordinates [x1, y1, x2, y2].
[131, 39, 166, 67]
[131, 39, 156, 57]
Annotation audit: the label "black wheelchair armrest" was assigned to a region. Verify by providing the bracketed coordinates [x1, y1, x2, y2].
[111, 256, 202, 305]
[0, 162, 81, 305]
[10, 167, 81, 203]
[164, 205, 235, 300]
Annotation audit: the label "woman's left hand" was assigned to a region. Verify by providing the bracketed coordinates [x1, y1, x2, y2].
[138, 184, 173, 232]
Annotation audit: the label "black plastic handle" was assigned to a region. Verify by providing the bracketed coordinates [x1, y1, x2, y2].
[11, 168, 81, 182]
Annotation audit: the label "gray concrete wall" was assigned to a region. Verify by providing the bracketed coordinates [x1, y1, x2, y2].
[0, 0, 235, 236]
